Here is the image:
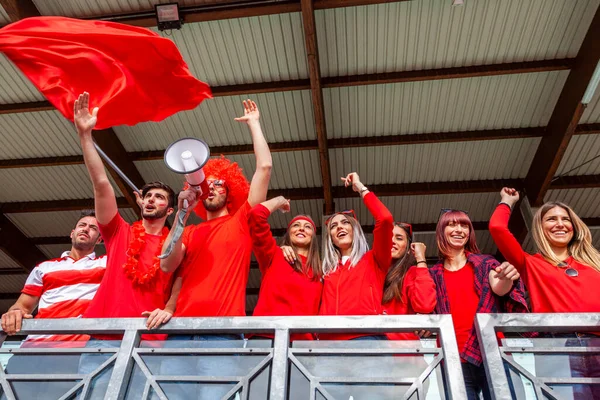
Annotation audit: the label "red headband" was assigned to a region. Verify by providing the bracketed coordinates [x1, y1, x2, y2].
[287, 216, 316, 230]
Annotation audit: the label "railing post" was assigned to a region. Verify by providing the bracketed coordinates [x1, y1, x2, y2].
[437, 315, 467, 400]
[475, 314, 512, 400]
[269, 328, 290, 400]
[104, 329, 140, 400]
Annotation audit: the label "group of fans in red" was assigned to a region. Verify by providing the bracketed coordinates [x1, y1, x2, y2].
[2, 94, 600, 400]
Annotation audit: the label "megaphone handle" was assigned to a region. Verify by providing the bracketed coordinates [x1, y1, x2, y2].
[158, 205, 188, 259]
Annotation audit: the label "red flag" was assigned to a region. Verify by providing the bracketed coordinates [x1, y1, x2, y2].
[0, 16, 212, 129]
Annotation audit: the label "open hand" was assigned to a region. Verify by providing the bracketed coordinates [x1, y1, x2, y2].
[73, 92, 98, 134]
[234, 99, 260, 124]
[281, 245, 296, 264]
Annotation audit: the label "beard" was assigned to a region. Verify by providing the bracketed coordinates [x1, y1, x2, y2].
[203, 196, 227, 212]
[142, 206, 169, 220]
[72, 236, 96, 251]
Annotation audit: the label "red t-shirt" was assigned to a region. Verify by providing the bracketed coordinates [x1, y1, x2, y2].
[443, 262, 479, 360]
[84, 213, 174, 320]
[175, 202, 252, 317]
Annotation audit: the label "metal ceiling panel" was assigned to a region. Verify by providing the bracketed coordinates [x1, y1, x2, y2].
[329, 138, 540, 185]
[0, 164, 123, 202]
[324, 72, 567, 138]
[544, 188, 600, 218]
[555, 134, 600, 176]
[115, 90, 315, 152]
[316, 0, 599, 77]
[0, 55, 45, 104]
[0, 250, 23, 270]
[0, 111, 81, 159]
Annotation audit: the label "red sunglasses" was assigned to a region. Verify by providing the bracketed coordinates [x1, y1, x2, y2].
[325, 209, 357, 226]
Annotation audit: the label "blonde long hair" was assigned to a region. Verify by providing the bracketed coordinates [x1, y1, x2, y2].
[532, 202, 600, 272]
[322, 214, 369, 275]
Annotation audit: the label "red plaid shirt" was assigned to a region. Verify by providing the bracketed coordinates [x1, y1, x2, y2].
[429, 253, 528, 366]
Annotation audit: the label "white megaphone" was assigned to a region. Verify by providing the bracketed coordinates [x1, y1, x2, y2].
[164, 138, 211, 200]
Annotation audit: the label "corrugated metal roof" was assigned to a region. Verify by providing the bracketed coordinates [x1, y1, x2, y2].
[0, 5, 10, 26]
[0, 111, 81, 159]
[152, 13, 308, 86]
[0, 55, 45, 104]
[0, 250, 23, 270]
[324, 72, 567, 138]
[135, 150, 322, 192]
[0, 165, 124, 202]
[6, 209, 132, 238]
[581, 87, 600, 124]
[0, 274, 27, 293]
[32, 0, 246, 18]
[555, 134, 600, 176]
[115, 90, 315, 152]
[335, 193, 499, 225]
[316, 0, 599, 77]
[330, 138, 540, 184]
[544, 188, 600, 218]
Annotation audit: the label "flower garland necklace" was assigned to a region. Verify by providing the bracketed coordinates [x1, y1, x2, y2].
[123, 221, 169, 287]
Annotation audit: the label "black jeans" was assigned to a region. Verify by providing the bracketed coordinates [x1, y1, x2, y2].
[462, 362, 492, 400]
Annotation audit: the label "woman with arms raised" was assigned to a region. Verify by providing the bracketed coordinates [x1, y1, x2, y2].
[318, 172, 394, 340]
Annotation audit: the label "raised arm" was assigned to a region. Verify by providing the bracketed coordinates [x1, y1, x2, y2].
[249, 197, 290, 274]
[235, 100, 272, 207]
[488, 188, 527, 271]
[342, 172, 393, 271]
[74, 92, 117, 225]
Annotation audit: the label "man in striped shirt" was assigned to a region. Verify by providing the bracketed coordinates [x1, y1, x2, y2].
[1, 210, 106, 341]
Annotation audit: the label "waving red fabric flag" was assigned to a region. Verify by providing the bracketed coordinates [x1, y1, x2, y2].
[0, 16, 212, 129]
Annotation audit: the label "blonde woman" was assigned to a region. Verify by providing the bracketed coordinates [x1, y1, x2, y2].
[489, 187, 600, 400]
[318, 172, 394, 340]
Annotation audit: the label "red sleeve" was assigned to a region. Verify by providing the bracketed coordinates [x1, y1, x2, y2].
[98, 212, 127, 247]
[405, 267, 437, 314]
[488, 204, 527, 272]
[364, 192, 394, 272]
[248, 204, 278, 275]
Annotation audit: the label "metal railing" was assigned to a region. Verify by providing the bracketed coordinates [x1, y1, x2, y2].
[476, 313, 600, 400]
[0, 315, 466, 400]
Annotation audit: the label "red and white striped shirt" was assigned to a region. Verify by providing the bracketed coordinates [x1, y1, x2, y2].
[21, 251, 106, 345]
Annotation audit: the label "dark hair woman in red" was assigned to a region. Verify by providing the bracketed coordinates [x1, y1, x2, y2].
[383, 222, 436, 340]
[248, 196, 322, 340]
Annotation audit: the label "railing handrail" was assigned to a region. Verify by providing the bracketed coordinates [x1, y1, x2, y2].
[476, 312, 600, 400]
[0, 314, 468, 400]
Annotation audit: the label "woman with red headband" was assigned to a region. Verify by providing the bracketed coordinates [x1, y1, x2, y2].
[489, 188, 600, 399]
[248, 196, 322, 340]
[383, 223, 436, 340]
[431, 209, 528, 400]
[318, 172, 394, 340]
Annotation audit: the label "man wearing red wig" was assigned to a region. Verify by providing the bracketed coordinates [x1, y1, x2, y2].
[158, 100, 271, 399]
[160, 99, 271, 318]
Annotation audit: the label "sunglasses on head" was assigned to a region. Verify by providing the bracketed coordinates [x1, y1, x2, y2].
[325, 209, 357, 226]
[557, 262, 578, 277]
[396, 222, 413, 239]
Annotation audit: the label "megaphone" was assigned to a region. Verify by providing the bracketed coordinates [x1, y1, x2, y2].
[164, 138, 211, 199]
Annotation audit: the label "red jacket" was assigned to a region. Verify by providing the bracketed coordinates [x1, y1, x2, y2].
[249, 204, 323, 340]
[319, 192, 394, 340]
[383, 266, 437, 340]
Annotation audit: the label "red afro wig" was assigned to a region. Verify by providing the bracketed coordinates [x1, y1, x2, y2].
[193, 156, 250, 220]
